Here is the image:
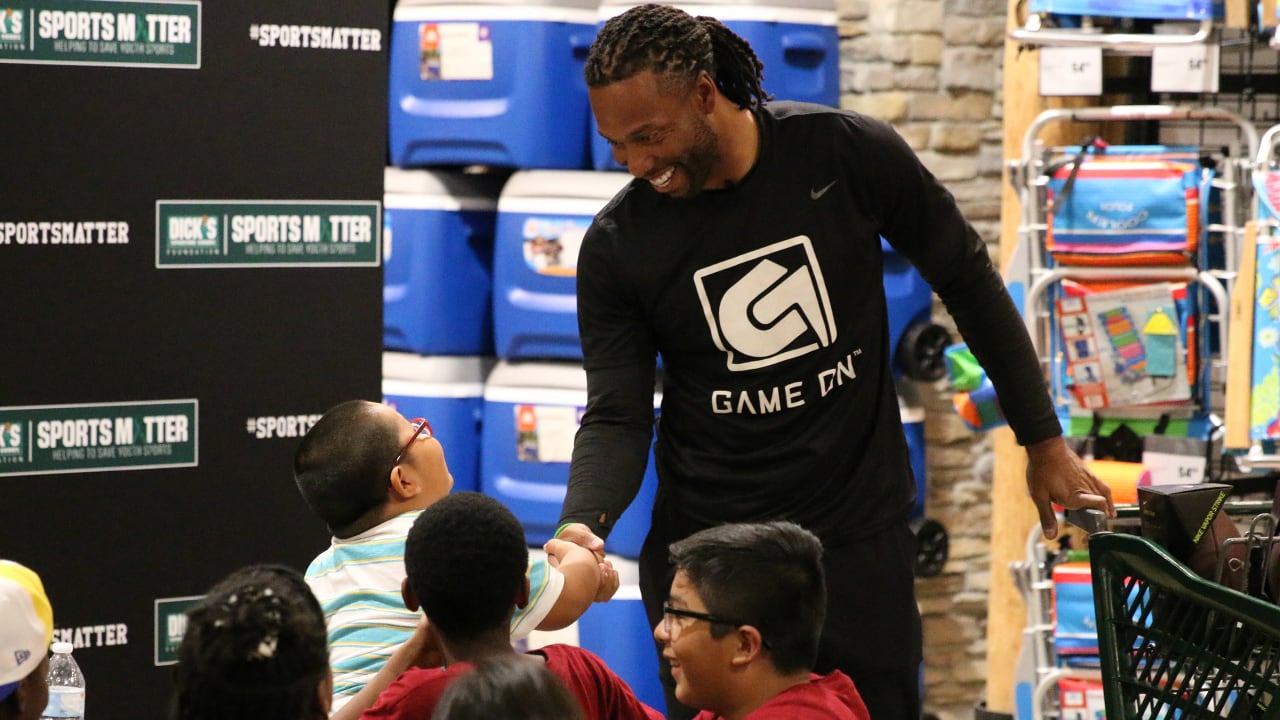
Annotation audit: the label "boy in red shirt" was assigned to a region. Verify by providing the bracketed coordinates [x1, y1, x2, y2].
[655, 522, 871, 720]
[358, 492, 662, 720]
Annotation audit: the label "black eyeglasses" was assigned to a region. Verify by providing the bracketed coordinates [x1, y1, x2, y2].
[661, 604, 771, 650]
[392, 417, 434, 470]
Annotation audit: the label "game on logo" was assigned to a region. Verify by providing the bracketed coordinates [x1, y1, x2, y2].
[0, 8, 24, 44]
[0, 422, 22, 457]
[693, 236, 837, 372]
[166, 215, 219, 248]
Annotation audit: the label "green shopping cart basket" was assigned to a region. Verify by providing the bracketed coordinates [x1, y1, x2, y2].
[1091, 532, 1280, 719]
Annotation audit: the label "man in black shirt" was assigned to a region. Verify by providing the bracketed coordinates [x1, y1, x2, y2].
[556, 6, 1115, 719]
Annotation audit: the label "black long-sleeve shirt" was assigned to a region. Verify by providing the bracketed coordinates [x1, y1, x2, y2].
[561, 102, 1058, 546]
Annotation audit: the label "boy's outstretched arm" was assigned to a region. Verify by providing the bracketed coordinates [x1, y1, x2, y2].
[536, 538, 618, 630]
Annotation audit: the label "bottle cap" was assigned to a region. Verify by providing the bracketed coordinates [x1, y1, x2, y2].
[51, 641, 73, 654]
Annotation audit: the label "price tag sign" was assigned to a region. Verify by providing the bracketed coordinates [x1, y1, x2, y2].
[1151, 44, 1220, 93]
[1039, 46, 1102, 97]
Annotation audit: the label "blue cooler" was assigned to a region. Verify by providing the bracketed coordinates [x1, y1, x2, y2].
[389, 0, 598, 169]
[384, 167, 506, 355]
[480, 360, 658, 557]
[1026, 0, 1213, 18]
[591, 0, 838, 170]
[383, 352, 495, 493]
[493, 170, 632, 360]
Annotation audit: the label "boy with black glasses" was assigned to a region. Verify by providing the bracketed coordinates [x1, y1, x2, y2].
[655, 521, 869, 720]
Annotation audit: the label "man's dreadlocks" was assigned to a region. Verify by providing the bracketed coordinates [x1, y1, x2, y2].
[584, 3, 772, 110]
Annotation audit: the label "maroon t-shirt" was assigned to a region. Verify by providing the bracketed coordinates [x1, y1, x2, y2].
[693, 671, 871, 720]
[360, 644, 664, 720]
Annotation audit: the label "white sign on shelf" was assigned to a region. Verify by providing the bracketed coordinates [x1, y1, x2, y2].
[1039, 46, 1103, 97]
[1151, 44, 1220, 94]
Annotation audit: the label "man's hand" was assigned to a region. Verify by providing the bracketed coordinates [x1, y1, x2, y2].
[547, 530, 619, 603]
[539, 538, 604, 629]
[594, 556, 620, 602]
[1025, 436, 1116, 540]
[555, 522, 606, 559]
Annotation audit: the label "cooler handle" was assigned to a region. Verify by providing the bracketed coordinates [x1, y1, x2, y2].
[570, 31, 594, 60]
[782, 32, 827, 64]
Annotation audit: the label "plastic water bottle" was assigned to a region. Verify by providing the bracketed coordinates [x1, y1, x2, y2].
[41, 642, 85, 719]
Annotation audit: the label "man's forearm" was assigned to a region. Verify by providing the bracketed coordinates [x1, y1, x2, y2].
[937, 259, 1060, 446]
[560, 364, 655, 537]
[561, 417, 651, 537]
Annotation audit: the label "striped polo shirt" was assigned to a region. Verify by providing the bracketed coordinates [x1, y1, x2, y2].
[305, 510, 563, 711]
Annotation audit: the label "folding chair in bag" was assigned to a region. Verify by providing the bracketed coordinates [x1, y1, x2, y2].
[1012, 105, 1260, 487]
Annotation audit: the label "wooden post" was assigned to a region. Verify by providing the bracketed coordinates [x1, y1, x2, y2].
[987, 2, 1097, 714]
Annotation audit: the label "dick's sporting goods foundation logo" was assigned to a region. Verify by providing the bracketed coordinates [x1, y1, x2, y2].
[694, 236, 837, 372]
[0, 9, 24, 45]
[167, 215, 219, 247]
[0, 422, 22, 459]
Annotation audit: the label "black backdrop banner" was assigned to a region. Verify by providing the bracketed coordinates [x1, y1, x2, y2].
[0, 0, 387, 716]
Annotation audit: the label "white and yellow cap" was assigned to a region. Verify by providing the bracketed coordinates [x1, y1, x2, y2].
[0, 560, 54, 701]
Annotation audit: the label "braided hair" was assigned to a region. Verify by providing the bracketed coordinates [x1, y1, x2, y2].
[171, 565, 330, 720]
[585, 3, 772, 110]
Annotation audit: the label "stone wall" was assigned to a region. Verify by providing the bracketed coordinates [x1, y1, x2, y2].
[836, 0, 1009, 717]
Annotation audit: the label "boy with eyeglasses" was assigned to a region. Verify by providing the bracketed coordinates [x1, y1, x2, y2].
[655, 521, 869, 720]
[293, 400, 618, 714]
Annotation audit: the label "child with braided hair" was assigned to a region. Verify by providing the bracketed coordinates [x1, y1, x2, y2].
[170, 565, 331, 720]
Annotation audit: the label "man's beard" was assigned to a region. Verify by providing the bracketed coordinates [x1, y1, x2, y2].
[679, 114, 722, 198]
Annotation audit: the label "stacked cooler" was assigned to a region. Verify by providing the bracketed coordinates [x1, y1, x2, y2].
[389, 0, 599, 170]
[484, 174, 664, 709]
[480, 360, 663, 709]
[383, 167, 508, 492]
[492, 170, 633, 359]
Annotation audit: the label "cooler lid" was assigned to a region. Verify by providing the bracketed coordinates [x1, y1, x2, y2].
[497, 170, 632, 215]
[598, 0, 837, 23]
[383, 353, 497, 397]
[484, 360, 663, 407]
[485, 360, 588, 391]
[384, 167, 507, 211]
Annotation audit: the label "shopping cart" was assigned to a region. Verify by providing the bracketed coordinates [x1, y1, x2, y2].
[1090, 530, 1280, 719]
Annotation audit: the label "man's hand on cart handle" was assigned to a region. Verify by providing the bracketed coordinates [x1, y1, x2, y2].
[1025, 436, 1116, 540]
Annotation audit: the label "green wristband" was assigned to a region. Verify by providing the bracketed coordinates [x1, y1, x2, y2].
[553, 522, 575, 539]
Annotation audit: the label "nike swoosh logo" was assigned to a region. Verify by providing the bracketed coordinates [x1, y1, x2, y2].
[810, 179, 838, 200]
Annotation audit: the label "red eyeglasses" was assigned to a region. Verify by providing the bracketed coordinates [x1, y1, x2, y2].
[392, 418, 434, 469]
